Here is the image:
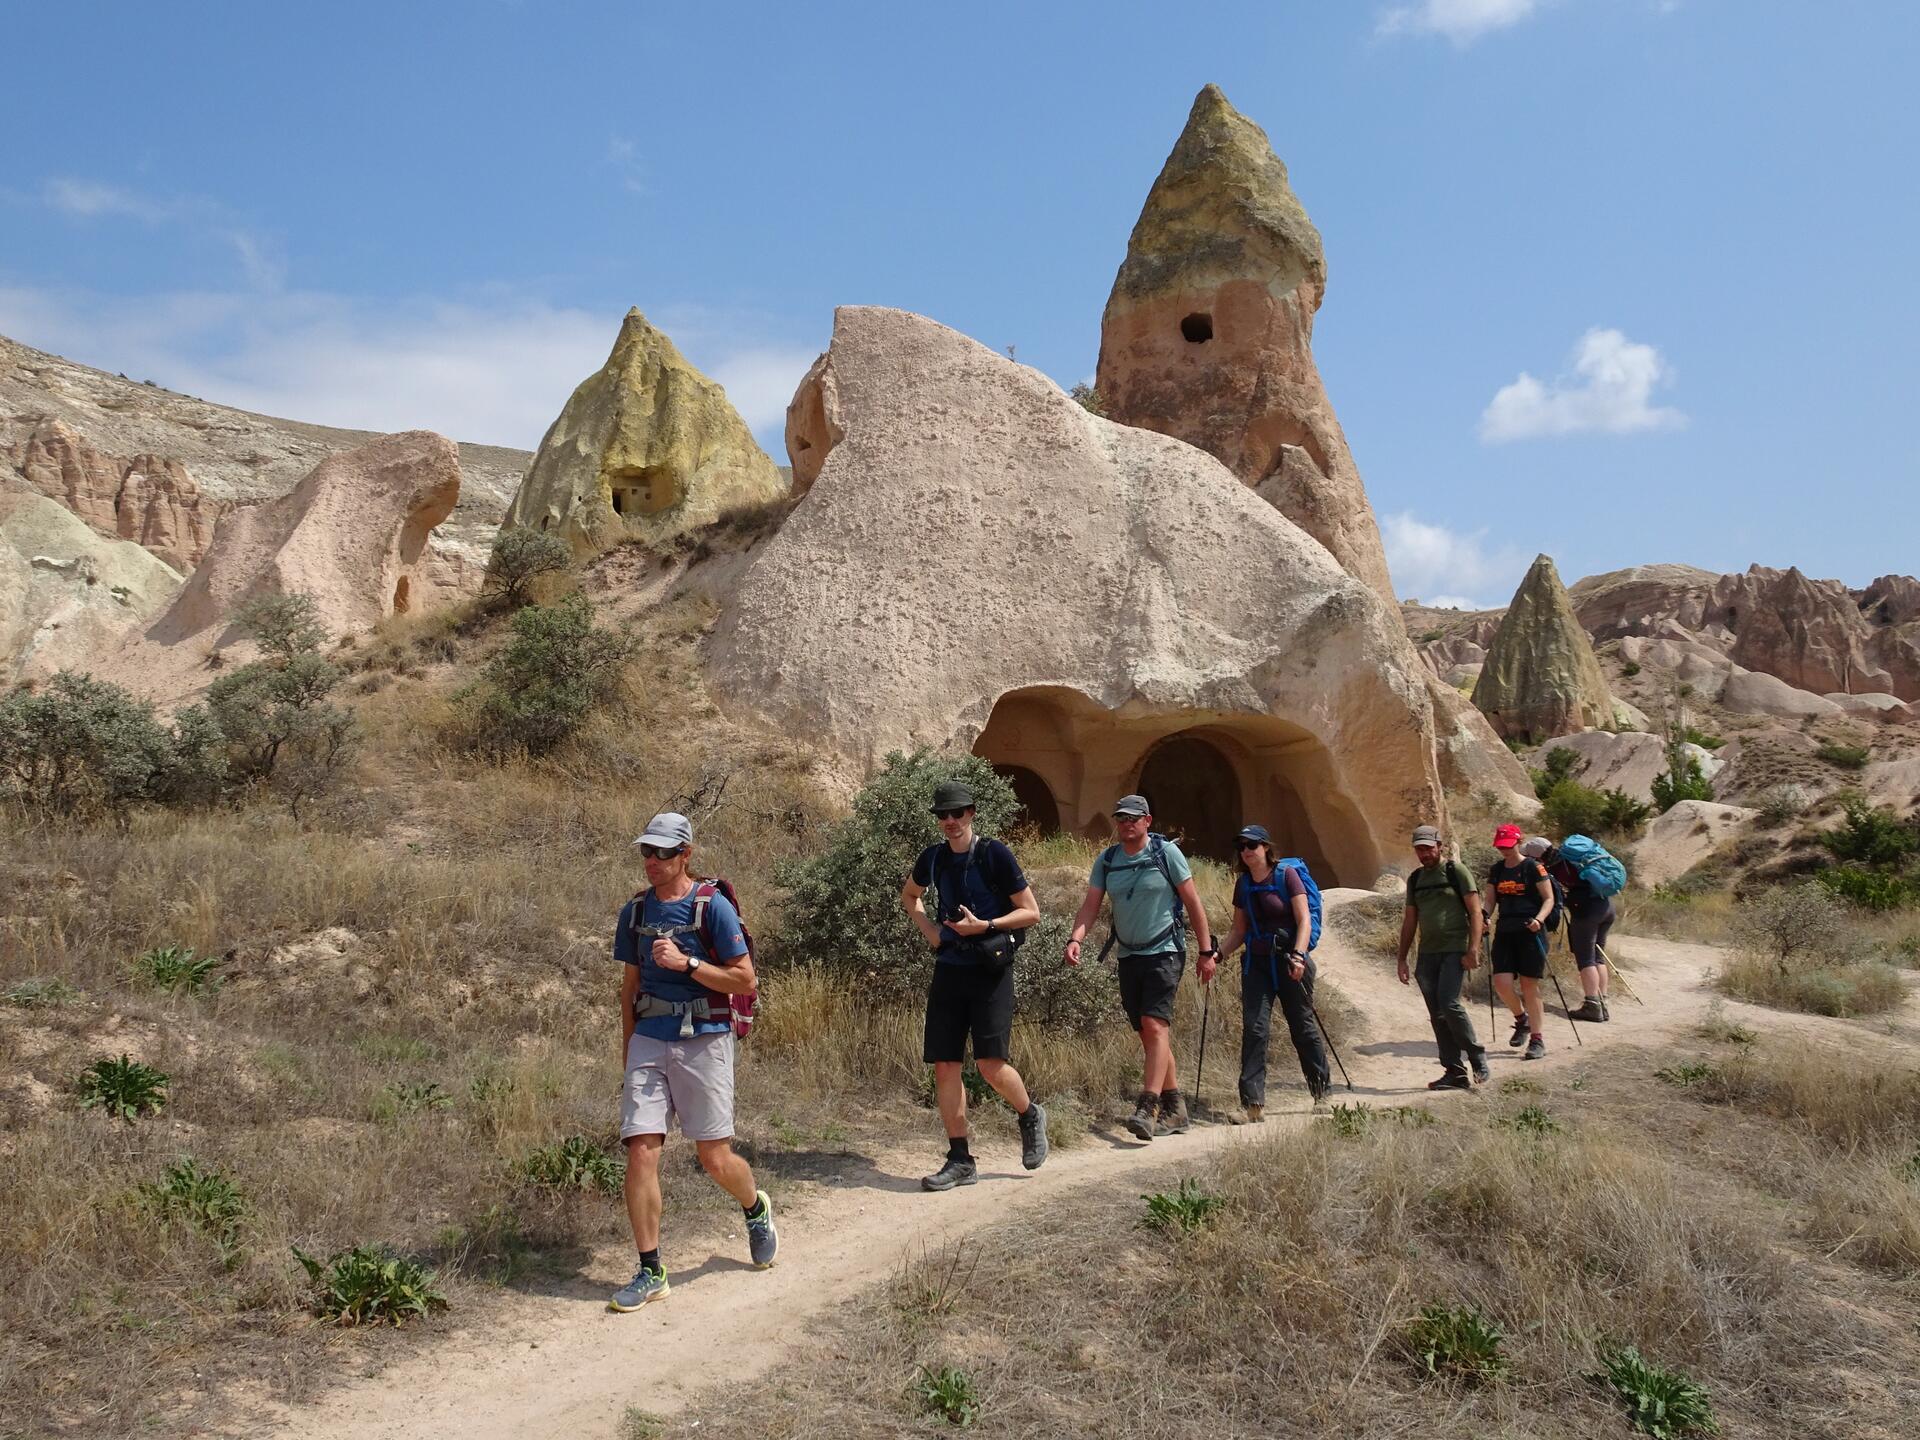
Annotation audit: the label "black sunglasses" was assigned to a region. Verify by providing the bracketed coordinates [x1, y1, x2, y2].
[933, 807, 972, 821]
[640, 843, 686, 860]
[1237, 839, 1266, 851]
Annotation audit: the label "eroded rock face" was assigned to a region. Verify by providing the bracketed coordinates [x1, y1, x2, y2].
[1635, 800, 1759, 889]
[146, 429, 460, 649]
[10, 419, 227, 572]
[0, 487, 182, 683]
[503, 309, 786, 554]
[712, 307, 1459, 884]
[1095, 84, 1396, 607]
[1474, 555, 1616, 743]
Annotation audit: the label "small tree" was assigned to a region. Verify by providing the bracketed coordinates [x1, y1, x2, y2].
[205, 591, 355, 813]
[231, 593, 328, 662]
[1068, 383, 1108, 418]
[463, 594, 632, 756]
[1650, 745, 1714, 812]
[483, 528, 572, 608]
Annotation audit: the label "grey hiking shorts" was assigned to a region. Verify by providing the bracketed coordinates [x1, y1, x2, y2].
[621, 1030, 735, 1142]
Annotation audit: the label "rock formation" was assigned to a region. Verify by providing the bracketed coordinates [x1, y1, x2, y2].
[9, 418, 227, 572]
[144, 429, 461, 651]
[712, 306, 1457, 885]
[0, 487, 182, 683]
[1634, 799, 1759, 889]
[502, 309, 786, 554]
[1096, 84, 1397, 608]
[1536, 730, 1724, 804]
[1474, 555, 1616, 743]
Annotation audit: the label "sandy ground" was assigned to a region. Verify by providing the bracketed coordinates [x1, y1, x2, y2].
[245, 900, 1908, 1440]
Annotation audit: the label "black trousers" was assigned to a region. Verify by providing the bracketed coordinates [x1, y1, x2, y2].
[1239, 951, 1330, 1105]
[1414, 950, 1483, 1074]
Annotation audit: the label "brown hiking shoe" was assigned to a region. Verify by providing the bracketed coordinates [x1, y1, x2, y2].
[1153, 1090, 1191, 1136]
[1230, 1102, 1264, 1125]
[1124, 1092, 1156, 1141]
[1569, 999, 1606, 1023]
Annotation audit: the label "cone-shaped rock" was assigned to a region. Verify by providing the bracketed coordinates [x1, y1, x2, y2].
[1096, 84, 1396, 607]
[503, 309, 786, 554]
[1475, 555, 1616, 743]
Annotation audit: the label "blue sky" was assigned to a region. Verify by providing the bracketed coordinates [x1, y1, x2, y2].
[4, 0, 1914, 606]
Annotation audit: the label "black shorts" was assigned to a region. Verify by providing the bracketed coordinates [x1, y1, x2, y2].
[1117, 951, 1184, 1030]
[923, 962, 1015, 1063]
[1491, 929, 1547, 979]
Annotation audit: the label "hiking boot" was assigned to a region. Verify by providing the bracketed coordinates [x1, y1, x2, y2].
[1598, 998, 1612, 1022]
[608, 1262, 670, 1311]
[1508, 1014, 1531, 1048]
[1124, 1092, 1157, 1142]
[1428, 1070, 1472, 1092]
[745, 1190, 778, 1268]
[1524, 1035, 1547, 1061]
[1153, 1090, 1191, 1137]
[1310, 1088, 1332, 1114]
[920, 1156, 979, 1191]
[1469, 1049, 1492, 1085]
[1569, 999, 1606, 1023]
[1018, 1102, 1050, 1171]
[1228, 1102, 1265, 1125]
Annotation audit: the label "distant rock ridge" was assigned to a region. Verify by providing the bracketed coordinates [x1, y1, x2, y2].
[503, 309, 786, 554]
[1474, 554, 1616, 743]
[1096, 84, 1397, 608]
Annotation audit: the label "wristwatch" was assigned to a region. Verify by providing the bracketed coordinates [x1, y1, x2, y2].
[687, 956, 703, 975]
[1200, 945, 1220, 957]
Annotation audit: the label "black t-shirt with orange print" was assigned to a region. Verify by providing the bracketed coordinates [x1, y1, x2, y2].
[1486, 858, 1549, 933]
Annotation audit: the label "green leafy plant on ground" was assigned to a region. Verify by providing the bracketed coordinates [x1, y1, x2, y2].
[0, 670, 226, 818]
[1499, 1105, 1562, 1137]
[1067, 382, 1107, 417]
[1813, 741, 1870, 771]
[1403, 1303, 1507, 1382]
[520, 1136, 625, 1198]
[130, 944, 222, 995]
[914, 1364, 981, 1426]
[1655, 1061, 1722, 1088]
[1531, 745, 1580, 799]
[292, 1244, 447, 1326]
[138, 1158, 249, 1264]
[4, 976, 83, 1007]
[1537, 776, 1651, 839]
[76, 1054, 169, 1121]
[1598, 1345, 1717, 1437]
[1141, 1178, 1227, 1234]
[374, 1080, 454, 1122]
[1324, 1102, 1374, 1138]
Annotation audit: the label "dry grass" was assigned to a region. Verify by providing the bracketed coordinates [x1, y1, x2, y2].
[1717, 948, 1909, 1017]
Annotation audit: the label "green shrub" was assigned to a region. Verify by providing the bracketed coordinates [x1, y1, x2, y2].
[293, 1245, 446, 1326]
[1498, 1104, 1561, 1136]
[1402, 1303, 1506, 1382]
[1622, 660, 1642, 678]
[1814, 741, 1870, 771]
[914, 1363, 981, 1426]
[0, 671, 225, 818]
[1651, 751, 1714, 812]
[1531, 745, 1580, 799]
[4, 976, 83, 1007]
[1821, 794, 1916, 868]
[139, 1157, 248, 1263]
[1141, 1178, 1226, 1234]
[205, 592, 354, 814]
[1067, 382, 1107, 417]
[1600, 787, 1654, 834]
[1681, 726, 1725, 751]
[459, 594, 632, 757]
[1754, 784, 1811, 825]
[521, 1136, 625, 1198]
[1816, 866, 1916, 911]
[1654, 1061, 1721, 1087]
[1598, 1344, 1717, 1437]
[774, 749, 1017, 1004]
[484, 527, 573, 607]
[374, 1080, 453, 1121]
[77, 1054, 169, 1120]
[1325, 1102, 1374, 1139]
[130, 944, 222, 995]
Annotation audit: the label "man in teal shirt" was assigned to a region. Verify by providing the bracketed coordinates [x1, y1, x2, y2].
[1066, 794, 1217, 1141]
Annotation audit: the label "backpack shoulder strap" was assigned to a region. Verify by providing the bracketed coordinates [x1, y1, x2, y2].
[690, 879, 718, 949]
[1443, 860, 1472, 903]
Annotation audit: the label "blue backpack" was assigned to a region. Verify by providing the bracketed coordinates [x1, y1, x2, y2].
[1559, 834, 1628, 898]
[1240, 858, 1324, 954]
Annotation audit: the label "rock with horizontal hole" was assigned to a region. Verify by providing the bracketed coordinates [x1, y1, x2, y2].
[502, 308, 786, 554]
[1474, 555, 1616, 743]
[714, 306, 1466, 883]
[1095, 84, 1396, 607]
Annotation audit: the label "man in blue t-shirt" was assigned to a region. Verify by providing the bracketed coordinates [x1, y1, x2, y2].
[607, 812, 776, 1312]
[901, 780, 1047, 1191]
[1065, 794, 1217, 1142]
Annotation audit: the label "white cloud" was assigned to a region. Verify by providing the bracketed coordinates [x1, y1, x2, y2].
[1382, 511, 1530, 609]
[607, 137, 646, 196]
[39, 176, 284, 291]
[1377, 0, 1542, 44]
[43, 178, 177, 222]
[1478, 327, 1686, 443]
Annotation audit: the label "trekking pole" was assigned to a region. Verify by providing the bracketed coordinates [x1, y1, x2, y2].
[1308, 999, 1354, 1091]
[1194, 975, 1211, 1115]
[1544, 948, 1584, 1047]
[1594, 944, 1644, 1004]
[1486, 934, 1497, 1035]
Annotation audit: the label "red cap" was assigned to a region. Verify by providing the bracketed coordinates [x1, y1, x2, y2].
[1492, 823, 1524, 848]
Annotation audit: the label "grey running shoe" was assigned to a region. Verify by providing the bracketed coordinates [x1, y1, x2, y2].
[1153, 1091, 1191, 1136]
[921, 1156, 978, 1191]
[1569, 999, 1606, 1023]
[1019, 1102, 1050, 1171]
[1524, 1035, 1547, 1061]
[1508, 1014, 1531, 1048]
[608, 1262, 669, 1311]
[745, 1190, 777, 1268]
[1124, 1093, 1156, 1141]
[1469, 1050, 1491, 1085]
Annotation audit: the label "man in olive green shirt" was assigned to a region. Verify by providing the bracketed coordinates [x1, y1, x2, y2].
[1396, 824, 1489, 1090]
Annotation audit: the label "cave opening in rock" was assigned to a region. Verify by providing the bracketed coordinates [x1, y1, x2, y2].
[609, 465, 680, 517]
[1136, 734, 1240, 863]
[1180, 312, 1213, 343]
[993, 764, 1061, 834]
[392, 575, 411, 614]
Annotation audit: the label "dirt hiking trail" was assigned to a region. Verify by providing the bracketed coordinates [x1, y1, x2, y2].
[251, 906, 1872, 1440]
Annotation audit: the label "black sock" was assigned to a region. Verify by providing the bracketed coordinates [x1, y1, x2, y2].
[743, 1194, 766, 1220]
[639, 1247, 660, 1272]
[947, 1136, 972, 1162]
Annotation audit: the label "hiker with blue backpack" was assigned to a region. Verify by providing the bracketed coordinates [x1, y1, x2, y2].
[1485, 822, 1556, 1060]
[1523, 833, 1626, 1023]
[1215, 823, 1331, 1119]
[1064, 794, 1218, 1142]
[608, 812, 776, 1313]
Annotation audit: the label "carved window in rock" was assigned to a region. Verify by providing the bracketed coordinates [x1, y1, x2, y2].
[1180, 312, 1214, 343]
[609, 465, 681, 517]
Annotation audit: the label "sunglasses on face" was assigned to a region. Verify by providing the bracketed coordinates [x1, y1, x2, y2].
[934, 808, 971, 821]
[1237, 840, 1265, 851]
[1114, 814, 1146, 824]
[640, 844, 685, 860]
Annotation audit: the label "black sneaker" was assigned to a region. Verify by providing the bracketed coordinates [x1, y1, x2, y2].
[920, 1156, 978, 1191]
[1469, 1049, 1492, 1084]
[1524, 1035, 1546, 1061]
[1018, 1102, 1050, 1171]
[1428, 1070, 1472, 1091]
[1124, 1093, 1156, 1142]
[1508, 1014, 1531, 1048]
[1153, 1091, 1191, 1136]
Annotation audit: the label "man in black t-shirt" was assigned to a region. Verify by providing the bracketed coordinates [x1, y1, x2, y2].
[1484, 822, 1555, 1060]
[901, 780, 1048, 1190]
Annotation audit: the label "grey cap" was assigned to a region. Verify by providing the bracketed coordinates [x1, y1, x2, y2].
[634, 812, 693, 849]
[1521, 835, 1553, 859]
[1112, 793, 1150, 818]
[1411, 825, 1442, 847]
